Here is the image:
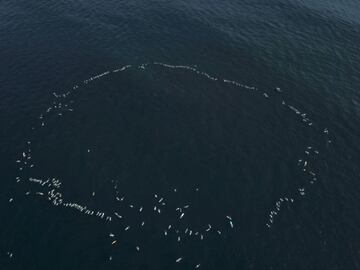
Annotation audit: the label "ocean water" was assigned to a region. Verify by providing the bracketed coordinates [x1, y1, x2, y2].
[1, 0, 360, 269]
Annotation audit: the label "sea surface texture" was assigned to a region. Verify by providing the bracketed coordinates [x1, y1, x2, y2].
[0, 0, 359, 269]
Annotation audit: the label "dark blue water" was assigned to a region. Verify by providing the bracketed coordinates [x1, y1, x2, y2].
[1, 0, 360, 269]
